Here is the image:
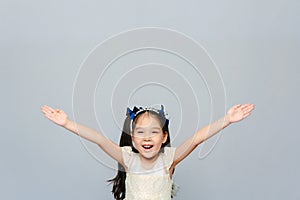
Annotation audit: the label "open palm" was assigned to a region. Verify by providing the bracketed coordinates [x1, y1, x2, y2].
[226, 104, 255, 123]
[41, 105, 68, 126]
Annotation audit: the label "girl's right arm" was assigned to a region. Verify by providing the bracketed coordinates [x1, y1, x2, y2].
[41, 105, 124, 166]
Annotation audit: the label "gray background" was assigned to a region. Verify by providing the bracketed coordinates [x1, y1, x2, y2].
[1, 0, 299, 199]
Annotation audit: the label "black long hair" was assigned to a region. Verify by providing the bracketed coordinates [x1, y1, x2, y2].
[108, 108, 171, 200]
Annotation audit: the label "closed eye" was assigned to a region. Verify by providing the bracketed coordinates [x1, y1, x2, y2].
[134, 130, 146, 135]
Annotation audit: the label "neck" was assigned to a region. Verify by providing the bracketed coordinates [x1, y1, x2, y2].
[139, 153, 160, 170]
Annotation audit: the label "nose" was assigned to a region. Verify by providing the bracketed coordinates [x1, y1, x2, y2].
[143, 133, 152, 141]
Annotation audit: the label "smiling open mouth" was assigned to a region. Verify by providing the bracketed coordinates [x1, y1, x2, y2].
[142, 145, 154, 150]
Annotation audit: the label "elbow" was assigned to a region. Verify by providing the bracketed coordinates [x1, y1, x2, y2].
[193, 135, 205, 146]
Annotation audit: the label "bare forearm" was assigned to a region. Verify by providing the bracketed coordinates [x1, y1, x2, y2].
[174, 116, 231, 164]
[62, 119, 123, 162]
[194, 115, 231, 145]
[63, 119, 106, 145]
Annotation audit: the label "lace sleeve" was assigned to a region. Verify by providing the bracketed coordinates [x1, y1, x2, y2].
[121, 146, 134, 168]
[163, 147, 176, 168]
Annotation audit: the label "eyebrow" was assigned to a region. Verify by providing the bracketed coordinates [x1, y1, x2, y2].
[135, 126, 161, 130]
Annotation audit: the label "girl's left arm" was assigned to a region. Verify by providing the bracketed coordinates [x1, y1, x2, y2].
[173, 104, 255, 166]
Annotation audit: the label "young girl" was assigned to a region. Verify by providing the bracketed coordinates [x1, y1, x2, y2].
[41, 103, 254, 200]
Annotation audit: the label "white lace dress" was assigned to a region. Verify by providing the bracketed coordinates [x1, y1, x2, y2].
[122, 146, 176, 200]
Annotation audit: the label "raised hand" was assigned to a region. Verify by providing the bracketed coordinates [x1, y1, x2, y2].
[226, 104, 255, 123]
[41, 105, 68, 126]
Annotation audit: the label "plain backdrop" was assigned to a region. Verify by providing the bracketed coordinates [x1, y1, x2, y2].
[1, 0, 299, 200]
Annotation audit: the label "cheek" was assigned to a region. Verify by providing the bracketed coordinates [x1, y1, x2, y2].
[154, 134, 167, 144]
[131, 136, 142, 146]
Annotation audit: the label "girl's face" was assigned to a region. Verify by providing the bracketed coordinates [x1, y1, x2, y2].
[132, 112, 168, 160]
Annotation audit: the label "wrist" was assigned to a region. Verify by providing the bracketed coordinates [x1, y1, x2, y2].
[63, 118, 72, 128]
[224, 115, 231, 125]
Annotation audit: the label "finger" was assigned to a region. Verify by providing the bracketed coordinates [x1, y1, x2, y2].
[246, 103, 255, 108]
[41, 108, 53, 115]
[41, 106, 50, 114]
[243, 112, 251, 119]
[241, 104, 251, 109]
[245, 106, 254, 113]
[42, 105, 55, 114]
[241, 103, 254, 109]
[233, 104, 242, 109]
[41, 105, 51, 112]
[56, 109, 63, 113]
[44, 112, 54, 120]
[243, 104, 255, 113]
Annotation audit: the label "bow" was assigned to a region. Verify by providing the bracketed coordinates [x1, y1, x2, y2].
[126, 106, 140, 120]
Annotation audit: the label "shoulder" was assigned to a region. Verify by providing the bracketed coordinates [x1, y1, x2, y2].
[121, 146, 137, 167]
[163, 147, 176, 155]
[161, 147, 176, 166]
[121, 146, 137, 157]
[121, 146, 133, 153]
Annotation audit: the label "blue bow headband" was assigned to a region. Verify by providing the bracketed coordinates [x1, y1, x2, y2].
[126, 105, 168, 120]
